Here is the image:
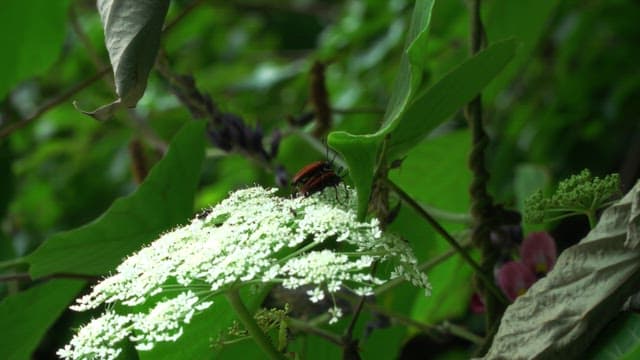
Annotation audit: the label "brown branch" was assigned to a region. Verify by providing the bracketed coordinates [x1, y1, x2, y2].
[0, 67, 110, 139]
[0, 0, 206, 139]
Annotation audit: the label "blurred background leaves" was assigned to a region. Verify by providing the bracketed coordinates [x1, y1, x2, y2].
[0, 0, 639, 358]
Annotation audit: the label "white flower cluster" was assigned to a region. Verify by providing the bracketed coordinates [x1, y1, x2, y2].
[59, 186, 430, 359]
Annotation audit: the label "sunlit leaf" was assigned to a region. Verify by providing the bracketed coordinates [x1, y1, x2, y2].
[383, 39, 517, 159]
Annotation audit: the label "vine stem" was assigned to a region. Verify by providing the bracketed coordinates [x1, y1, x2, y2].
[225, 289, 286, 360]
[465, 0, 506, 334]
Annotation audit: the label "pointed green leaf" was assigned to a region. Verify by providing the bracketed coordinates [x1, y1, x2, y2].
[382, 0, 436, 128]
[0, 280, 86, 360]
[27, 121, 205, 277]
[77, 0, 170, 119]
[484, 181, 640, 359]
[384, 39, 517, 159]
[327, 0, 435, 219]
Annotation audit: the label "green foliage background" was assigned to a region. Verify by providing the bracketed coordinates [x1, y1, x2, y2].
[0, 0, 638, 359]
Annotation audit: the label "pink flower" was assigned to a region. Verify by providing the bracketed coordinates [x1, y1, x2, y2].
[520, 232, 557, 275]
[496, 261, 537, 301]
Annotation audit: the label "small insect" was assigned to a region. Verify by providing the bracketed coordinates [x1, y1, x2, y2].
[292, 160, 344, 198]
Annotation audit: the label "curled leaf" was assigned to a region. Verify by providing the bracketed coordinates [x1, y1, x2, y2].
[482, 180, 640, 359]
[77, 0, 170, 120]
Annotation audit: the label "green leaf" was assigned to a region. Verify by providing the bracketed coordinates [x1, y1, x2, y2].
[587, 313, 640, 360]
[384, 39, 517, 159]
[390, 130, 473, 323]
[327, 132, 381, 220]
[139, 288, 268, 360]
[383, 0, 436, 128]
[0, 0, 69, 100]
[76, 0, 170, 119]
[484, 181, 640, 359]
[484, 0, 558, 100]
[327, 0, 436, 219]
[27, 121, 205, 277]
[0, 279, 86, 360]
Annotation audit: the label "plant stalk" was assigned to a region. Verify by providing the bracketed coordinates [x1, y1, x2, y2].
[225, 289, 286, 360]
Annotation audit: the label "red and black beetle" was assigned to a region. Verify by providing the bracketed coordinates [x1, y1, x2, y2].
[292, 160, 344, 197]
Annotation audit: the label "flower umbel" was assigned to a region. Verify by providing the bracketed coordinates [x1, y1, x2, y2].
[524, 169, 620, 226]
[60, 186, 429, 359]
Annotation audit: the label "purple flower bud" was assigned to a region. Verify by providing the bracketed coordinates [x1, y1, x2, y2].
[520, 231, 557, 276]
[497, 261, 537, 301]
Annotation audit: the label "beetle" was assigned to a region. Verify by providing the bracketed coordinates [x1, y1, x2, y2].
[292, 160, 345, 198]
[291, 161, 334, 187]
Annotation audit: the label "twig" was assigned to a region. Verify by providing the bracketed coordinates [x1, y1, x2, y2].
[387, 180, 507, 305]
[0, 68, 110, 139]
[0, 257, 28, 270]
[374, 236, 472, 295]
[287, 317, 343, 346]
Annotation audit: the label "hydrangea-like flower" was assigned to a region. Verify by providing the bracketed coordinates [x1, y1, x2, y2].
[59, 186, 430, 359]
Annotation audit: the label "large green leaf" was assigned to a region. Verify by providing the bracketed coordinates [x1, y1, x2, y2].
[139, 288, 268, 360]
[77, 0, 170, 119]
[0, 280, 86, 360]
[587, 313, 640, 360]
[0, 0, 69, 100]
[382, 0, 436, 129]
[484, 181, 640, 359]
[383, 39, 517, 159]
[27, 121, 205, 277]
[390, 130, 473, 323]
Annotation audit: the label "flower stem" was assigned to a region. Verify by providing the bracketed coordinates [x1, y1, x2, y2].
[225, 290, 286, 360]
[586, 210, 596, 229]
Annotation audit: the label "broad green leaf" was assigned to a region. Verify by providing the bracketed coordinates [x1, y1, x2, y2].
[0, 279, 86, 360]
[0, 0, 69, 100]
[390, 130, 473, 323]
[77, 0, 170, 119]
[384, 39, 517, 159]
[484, 0, 558, 100]
[139, 288, 268, 360]
[27, 121, 205, 277]
[327, 0, 436, 219]
[327, 133, 381, 220]
[484, 181, 640, 359]
[383, 0, 436, 127]
[587, 312, 640, 360]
